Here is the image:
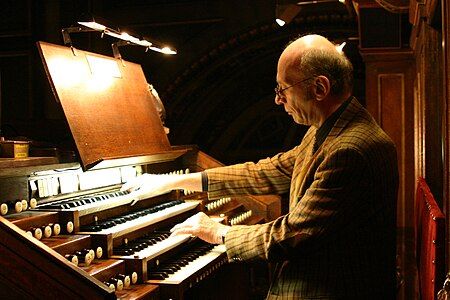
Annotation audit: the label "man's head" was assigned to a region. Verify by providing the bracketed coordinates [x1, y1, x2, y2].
[275, 34, 353, 127]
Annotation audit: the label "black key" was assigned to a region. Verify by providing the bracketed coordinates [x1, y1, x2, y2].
[148, 273, 166, 280]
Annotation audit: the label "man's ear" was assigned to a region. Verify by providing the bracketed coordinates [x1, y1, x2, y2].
[313, 75, 330, 101]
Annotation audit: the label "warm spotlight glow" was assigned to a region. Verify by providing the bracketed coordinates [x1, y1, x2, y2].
[78, 22, 106, 31]
[134, 39, 152, 47]
[86, 55, 122, 78]
[120, 32, 140, 43]
[148, 46, 177, 55]
[336, 42, 346, 53]
[85, 55, 120, 91]
[275, 18, 286, 26]
[70, 17, 178, 56]
[161, 47, 177, 55]
[104, 28, 122, 39]
[86, 74, 115, 92]
[275, 4, 301, 27]
[47, 55, 119, 93]
[47, 56, 87, 89]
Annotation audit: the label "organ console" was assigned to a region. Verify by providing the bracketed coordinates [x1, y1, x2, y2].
[0, 41, 281, 299]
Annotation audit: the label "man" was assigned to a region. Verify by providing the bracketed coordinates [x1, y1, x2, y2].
[123, 34, 399, 299]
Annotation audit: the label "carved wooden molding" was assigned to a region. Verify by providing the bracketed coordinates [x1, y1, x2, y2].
[424, 0, 440, 26]
[375, 0, 410, 13]
[360, 48, 414, 61]
[409, 0, 424, 25]
[352, 0, 409, 13]
[409, 0, 440, 26]
[442, 0, 450, 271]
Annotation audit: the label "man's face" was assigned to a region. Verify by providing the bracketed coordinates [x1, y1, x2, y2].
[275, 72, 315, 126]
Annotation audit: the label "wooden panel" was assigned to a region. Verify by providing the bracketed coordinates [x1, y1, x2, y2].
[410, 0, 448, 279]
[414, 68, 425, 181]
[7, 210, 58, 229]
[442, 0, 450, 274]
[375, 71, 413, 229]
[361, 49, 415, 300]
[424, 0, 440, 26]
[0, 175, 28, 203]
[362, 50, 415, 228]
[412, 25, 444, 206]
[378, 74, 404, 144]
[379, 74, 405, 219]
[43, 234, 92, 256]
[115, 283, 159, 300]
[85, 259, 125, 283]
[0, 157, 58, 169]
[0, 216, 115, 299]
[37, 41, 176, 170]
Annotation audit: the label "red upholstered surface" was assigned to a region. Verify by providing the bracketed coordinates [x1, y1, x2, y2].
[415, 178, 445, 300]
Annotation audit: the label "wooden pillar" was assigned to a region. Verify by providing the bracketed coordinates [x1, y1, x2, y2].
[442, 0, 450, 277]
[362, 50, 415, 231]
[352, 1, 417, 298]
[411, 0, 449, 290]
[361, 49, 416, 300]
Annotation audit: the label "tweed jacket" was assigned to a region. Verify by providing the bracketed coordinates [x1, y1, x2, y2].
[205, 97, 399, 299]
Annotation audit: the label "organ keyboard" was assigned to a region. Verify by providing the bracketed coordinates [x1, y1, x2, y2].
[148, 242, 228, 299]
[0, 41, 281, 299]
[112, 233, 191, 260]
[37, 188, 133, 214]
[79, 200, 199, 237]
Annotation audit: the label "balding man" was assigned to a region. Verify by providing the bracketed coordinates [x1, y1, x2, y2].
[123, 34, 399, 299]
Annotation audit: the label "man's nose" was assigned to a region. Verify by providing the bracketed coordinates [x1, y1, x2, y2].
[275, 94, 284, 105]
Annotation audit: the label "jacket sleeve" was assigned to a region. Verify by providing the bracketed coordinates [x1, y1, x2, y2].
[224, 147, 372, 262]
[204, 142, 309, 199]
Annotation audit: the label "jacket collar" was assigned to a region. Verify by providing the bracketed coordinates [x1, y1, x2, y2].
[326, 96, 362, 138]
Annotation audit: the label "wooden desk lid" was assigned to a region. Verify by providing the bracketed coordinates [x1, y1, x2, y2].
[37, 41, 185, 170]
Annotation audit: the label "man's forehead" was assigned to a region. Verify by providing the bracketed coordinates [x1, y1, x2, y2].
[277, 48, 303, 81]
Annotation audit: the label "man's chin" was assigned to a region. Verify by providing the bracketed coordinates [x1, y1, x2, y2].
[292, 117, 307, 126]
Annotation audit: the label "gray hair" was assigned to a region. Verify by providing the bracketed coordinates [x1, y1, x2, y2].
[297, 48, 353, 96]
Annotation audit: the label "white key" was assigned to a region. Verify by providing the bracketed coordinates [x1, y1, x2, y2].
[152, 245, 226, 284]
[118, 234, 192, 260]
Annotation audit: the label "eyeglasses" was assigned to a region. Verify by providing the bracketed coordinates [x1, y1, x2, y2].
[275, 77, 314, 98]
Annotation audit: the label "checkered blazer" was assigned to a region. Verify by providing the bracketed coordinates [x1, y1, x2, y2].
[205, 97, 399, 299]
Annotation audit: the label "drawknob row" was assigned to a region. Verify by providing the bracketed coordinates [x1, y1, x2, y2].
[103, 272, 138, 291]
[26, 221, 74, 240]
[1, 198, 37, 215]
[64, 247, 103, 267]
[229, 210, 252, 226]
[205, 197, 232, 211]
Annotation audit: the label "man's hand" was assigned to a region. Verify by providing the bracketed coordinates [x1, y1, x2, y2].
[121, 173, 175, 201]
[170, 212, 230, 244]
[121, 172, 204, 202]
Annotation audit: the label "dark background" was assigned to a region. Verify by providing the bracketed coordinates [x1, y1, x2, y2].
[0, 0, 362, 165]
